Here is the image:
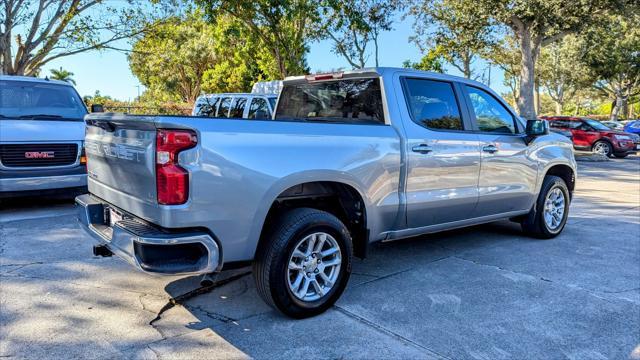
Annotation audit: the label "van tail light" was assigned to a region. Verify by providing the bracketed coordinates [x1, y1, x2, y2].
[80, 147, 87, 165]
[156, 129, 197, 205]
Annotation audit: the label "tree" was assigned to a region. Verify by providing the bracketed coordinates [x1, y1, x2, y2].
[487, 35, 521, 107]
[0, 0, 173, 76]
[537, 36, 590, 114]
[49, 66, 75, 84]
[402, 45, 445, 73]
[197, 0, 316, 78]
[470, 0, 624, 119]
[316, 0, 397, 69]
[580, 12, 640, 120]
[408, 0, 496, 79]
[200, 15, 267, 93]
[129, 11, 218, 104]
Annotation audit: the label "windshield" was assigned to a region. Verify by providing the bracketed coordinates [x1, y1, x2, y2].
[584, 119, 610, 131]
[0, 80, 87, 120]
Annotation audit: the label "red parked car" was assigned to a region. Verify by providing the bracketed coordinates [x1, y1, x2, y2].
[542, 116, 639, 158]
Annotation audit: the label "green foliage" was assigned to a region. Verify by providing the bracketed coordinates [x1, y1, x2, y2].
[402, 46, 446, 73]
[49, 67, 76, 85]
[316, 0, 398, 68]
[579, 11, 640, 119]
[197, 0, 316, 78]
[1, 0, 177, 76]
[408, 0, 496, 79]
[129, 11, 219, 103]
[537, 35, 591, 113]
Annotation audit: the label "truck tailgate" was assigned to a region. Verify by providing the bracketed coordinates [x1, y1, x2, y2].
[84, 116, 157, 204]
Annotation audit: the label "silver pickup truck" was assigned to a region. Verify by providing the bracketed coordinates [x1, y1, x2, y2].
[76, 68, 576, 318]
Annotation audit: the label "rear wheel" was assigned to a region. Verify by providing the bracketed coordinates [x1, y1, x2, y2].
[521, 175, 570, 239]
[592, 140, 613, 157]
[253, 208, 352, 318]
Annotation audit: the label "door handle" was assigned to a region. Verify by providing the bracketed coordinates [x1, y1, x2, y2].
[482, 144, 498, 153]
[412, 144, 433, 154]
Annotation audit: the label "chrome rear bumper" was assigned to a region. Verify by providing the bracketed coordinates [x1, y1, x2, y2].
[75, 194, 221, 275]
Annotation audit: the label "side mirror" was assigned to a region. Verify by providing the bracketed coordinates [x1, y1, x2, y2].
[525, 119, 549, 144]
[91, 104, 104, 113]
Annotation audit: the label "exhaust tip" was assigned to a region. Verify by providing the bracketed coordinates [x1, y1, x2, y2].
[93, 245, 113, 257]
[200, 273, 217, 287]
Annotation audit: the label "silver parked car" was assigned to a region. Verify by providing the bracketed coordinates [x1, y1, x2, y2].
[77, 68, 577, 318]
[0, 76, 87, 197]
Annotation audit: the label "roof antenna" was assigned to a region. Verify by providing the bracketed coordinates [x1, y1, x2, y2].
[44, 76, 49, 81]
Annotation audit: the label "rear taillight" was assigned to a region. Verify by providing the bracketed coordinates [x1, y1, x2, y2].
[156, 129, 197, 205]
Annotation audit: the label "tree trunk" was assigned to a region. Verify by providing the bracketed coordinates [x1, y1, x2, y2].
[534, 77, 541, 114]
[515, 24, 538, 120]
[611, 90, 623, 121]
[555, 101, 562, 114]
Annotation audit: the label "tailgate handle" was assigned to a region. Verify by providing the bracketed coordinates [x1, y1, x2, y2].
[92, 120, 116, 132]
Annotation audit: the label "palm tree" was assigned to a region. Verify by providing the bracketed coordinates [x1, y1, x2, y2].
[50, 67, 76, 85]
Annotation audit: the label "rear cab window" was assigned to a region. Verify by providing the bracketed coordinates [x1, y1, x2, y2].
[275, 78, 385, 125]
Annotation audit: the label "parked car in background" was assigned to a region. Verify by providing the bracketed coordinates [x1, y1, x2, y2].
[77, 68, 577, 318]
[602, 121, 625, 130]
[623, 120, 640, 134]
[192, 93, 277, 120]
[0, 76, 87, 197]
[543, 115, 638, 158]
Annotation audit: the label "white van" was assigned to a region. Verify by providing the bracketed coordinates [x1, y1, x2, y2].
[192, 93, 278, 120]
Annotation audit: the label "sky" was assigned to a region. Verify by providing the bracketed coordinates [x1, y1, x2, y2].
[42, 14, 507, 100]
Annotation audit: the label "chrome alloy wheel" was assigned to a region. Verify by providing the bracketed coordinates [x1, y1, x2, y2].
[287, 232, 342, 302]
[593, 142, 611, 155]
[543, 188, 566, 230]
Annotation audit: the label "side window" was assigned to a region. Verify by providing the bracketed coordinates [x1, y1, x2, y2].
[466, 86, 516, 134]
[217, 97, 232, 118]
[229, 97, 247, 118]
[248, 98, 270, 119]
[576, 121, 591, 131]
[403, 78, 463, 131]
[549, 120, 566, 128]
[196, 97, 219, 117]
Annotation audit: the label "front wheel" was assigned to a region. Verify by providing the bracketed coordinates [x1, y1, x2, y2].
[253, 208, 353, 318]
[592, 140, 613, 157]
[521, 175, 570, 239]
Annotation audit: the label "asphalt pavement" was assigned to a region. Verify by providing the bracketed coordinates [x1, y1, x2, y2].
[1, 156, 639, 359]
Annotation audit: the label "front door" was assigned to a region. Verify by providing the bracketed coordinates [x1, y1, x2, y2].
[463, 85, 538, 216]
[398, 77, 481, 229]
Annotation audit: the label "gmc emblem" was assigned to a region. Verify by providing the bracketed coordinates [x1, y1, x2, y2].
[25, 151, 55, 159]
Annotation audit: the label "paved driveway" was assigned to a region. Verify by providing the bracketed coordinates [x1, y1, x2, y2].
[1, 157, 639, 359]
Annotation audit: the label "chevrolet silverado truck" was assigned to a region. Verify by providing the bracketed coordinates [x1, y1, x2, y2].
[1, 76, 88, 197]
[76, 68, 577, 318]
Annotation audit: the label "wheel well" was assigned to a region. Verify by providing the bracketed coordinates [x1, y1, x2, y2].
[592, 138, 612, 149]
[259, 181, 368, 259]
[545, 165, 575, 195]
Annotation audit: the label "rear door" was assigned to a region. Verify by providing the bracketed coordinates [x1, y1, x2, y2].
[462, 85, 537, 216]
[398, 77, 481, 228]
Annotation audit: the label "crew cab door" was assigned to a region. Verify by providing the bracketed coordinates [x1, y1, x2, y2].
[396, 76, 481, 228]
[462, 85, 538, 216]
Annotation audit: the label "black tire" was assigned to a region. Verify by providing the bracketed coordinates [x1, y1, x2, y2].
[592, 140, 613, 157]
[521, 175, 570, 239]
[253, 207, 353, 318]
[614, 153, 629, 158]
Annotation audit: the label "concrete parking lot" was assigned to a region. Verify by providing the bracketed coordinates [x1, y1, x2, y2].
[1, 156, 639, 359]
